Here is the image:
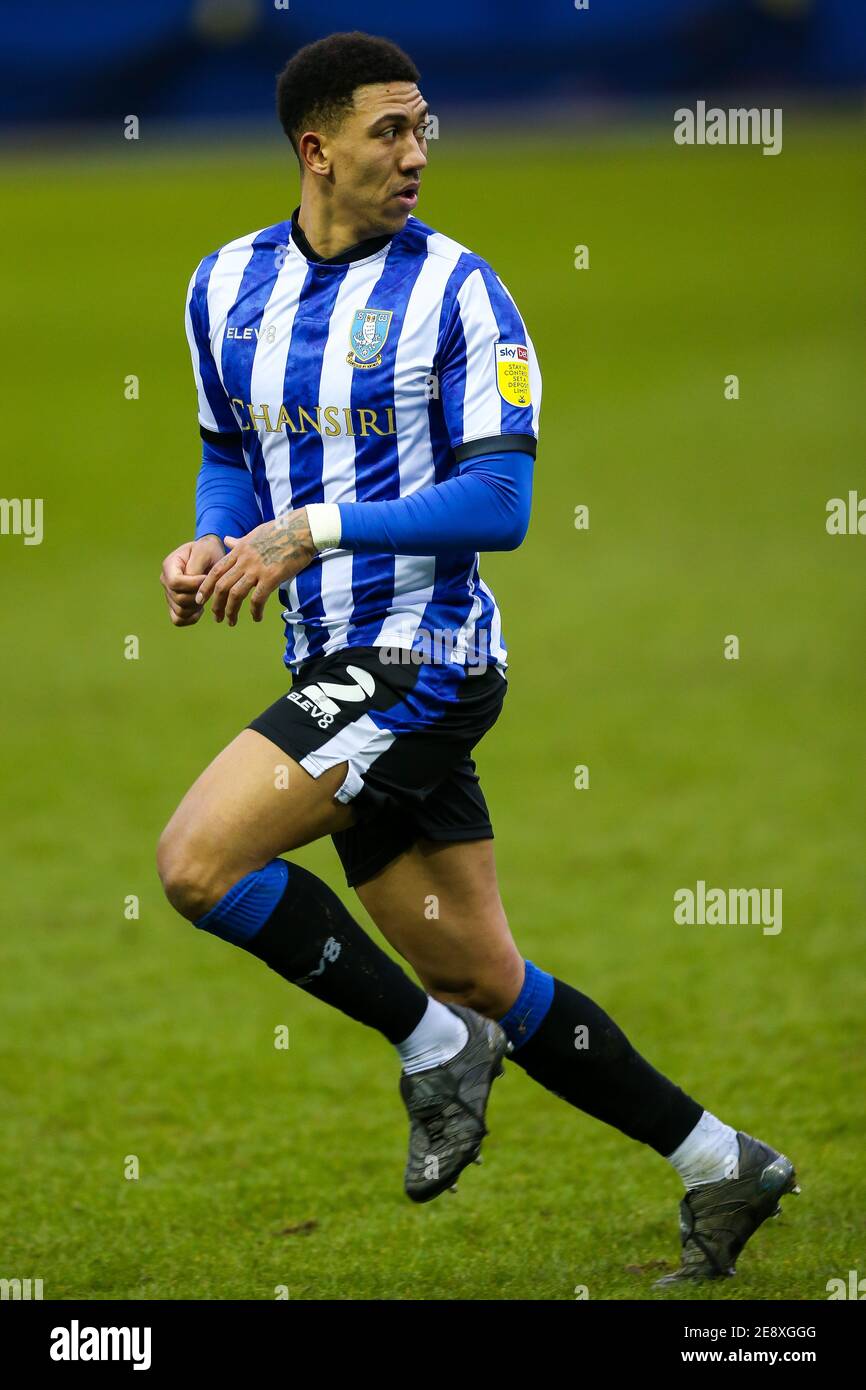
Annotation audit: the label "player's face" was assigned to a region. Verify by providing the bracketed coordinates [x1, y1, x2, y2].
[329, 82, 429, 235]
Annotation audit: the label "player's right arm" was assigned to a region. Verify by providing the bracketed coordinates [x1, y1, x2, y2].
[161, 262, 261, 627]
[160, 534, 226, 627]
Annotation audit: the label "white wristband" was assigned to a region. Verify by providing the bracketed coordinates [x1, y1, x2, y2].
[305, 502, 342, 551]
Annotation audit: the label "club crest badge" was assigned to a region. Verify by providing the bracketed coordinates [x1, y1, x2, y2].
[347, 308, 393, 369]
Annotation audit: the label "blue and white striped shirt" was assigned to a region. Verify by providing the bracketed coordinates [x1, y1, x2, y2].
[185, 212, 541, 675]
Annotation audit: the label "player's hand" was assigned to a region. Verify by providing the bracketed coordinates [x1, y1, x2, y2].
[160, 535, 226, 627]
[194, 509, 317, 625]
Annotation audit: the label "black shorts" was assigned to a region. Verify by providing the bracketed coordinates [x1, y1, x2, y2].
[248, 645, 507, 888]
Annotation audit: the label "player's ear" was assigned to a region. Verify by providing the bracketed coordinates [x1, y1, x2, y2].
[298, 130, 331, 178]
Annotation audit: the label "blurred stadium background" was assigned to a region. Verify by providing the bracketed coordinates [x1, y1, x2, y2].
[1, 0, 864, 1300]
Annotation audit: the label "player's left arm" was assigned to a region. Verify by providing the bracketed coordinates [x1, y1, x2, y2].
[195, 262, 541, 624]
[306, 255, 542, 555]
[306, 446, 534, 554]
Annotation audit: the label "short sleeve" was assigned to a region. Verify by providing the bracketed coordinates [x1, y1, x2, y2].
[184, 263, 242, 437]
[436, 263, 542, 464]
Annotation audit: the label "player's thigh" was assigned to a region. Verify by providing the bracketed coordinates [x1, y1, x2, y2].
[158, 728, 355, 901]
[355, 837, 524, 1015]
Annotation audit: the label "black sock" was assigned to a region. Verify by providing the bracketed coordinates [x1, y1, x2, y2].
[511, 977, 703, 1155]
[200, 859, 428, 1045]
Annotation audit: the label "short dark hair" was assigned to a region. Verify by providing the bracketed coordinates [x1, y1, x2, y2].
[276, 31, 420, 156]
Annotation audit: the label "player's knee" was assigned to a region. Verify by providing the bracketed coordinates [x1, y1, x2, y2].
[427, 958, 524, 1020]
[157, 825, 224, 922]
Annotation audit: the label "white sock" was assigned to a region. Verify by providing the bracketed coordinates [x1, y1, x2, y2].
[666, 1110, 740, 1188]
[395, 998, 469, 1074]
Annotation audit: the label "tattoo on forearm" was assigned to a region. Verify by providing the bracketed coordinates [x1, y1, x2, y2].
[250, 512, 313, 569]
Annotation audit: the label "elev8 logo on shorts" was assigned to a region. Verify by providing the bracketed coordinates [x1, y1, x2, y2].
[288, 665, 377, 729]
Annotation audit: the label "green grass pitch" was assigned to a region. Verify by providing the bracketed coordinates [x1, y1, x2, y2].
[1, 115, 863, 1300]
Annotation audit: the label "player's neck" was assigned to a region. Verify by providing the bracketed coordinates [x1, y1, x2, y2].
[293, 198, 391, 263]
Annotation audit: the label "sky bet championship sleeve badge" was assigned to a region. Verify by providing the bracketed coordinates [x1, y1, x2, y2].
[495, 342, 531, 406]
[347, 308, 393, 369]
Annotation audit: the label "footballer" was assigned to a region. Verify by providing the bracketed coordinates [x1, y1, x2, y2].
[157, 31, 798, 1287]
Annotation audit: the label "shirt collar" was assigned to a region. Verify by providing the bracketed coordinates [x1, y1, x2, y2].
[289, 206, 394, 266]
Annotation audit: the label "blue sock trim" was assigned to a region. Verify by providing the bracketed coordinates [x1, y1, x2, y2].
[498, 960, 554, 1051]
[195, 858, 289, 945]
